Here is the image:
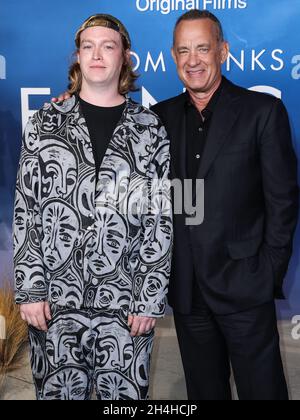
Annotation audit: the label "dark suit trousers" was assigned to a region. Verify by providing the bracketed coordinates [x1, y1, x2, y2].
[174, 286, 288, 400]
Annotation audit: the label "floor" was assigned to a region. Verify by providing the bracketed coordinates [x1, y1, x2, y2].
[1, 317, 299, 400]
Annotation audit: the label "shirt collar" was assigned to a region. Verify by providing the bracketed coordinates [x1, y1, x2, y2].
[185, 77, 224, 116]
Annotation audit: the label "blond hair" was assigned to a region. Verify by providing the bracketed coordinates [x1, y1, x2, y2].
[68, 14, 138, 95]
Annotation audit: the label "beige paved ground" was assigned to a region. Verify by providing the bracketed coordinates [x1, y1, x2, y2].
[0, 317, 299, 400]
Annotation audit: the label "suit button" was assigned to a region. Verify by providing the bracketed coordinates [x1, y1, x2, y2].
[195, 154, 200, 159]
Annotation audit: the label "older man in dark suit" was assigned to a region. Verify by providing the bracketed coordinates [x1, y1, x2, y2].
[152, 10, 299, 400]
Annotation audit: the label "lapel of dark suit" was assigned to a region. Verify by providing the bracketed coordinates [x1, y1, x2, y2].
[168, 93, 188, 181]
[196, 78, 241, 181]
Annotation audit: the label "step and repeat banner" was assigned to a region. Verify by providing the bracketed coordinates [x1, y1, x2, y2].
[0, 0, 300, 325]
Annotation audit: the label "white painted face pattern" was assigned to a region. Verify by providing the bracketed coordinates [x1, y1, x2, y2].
[28, 307, 154, 400]
[40, 144, 77, 199]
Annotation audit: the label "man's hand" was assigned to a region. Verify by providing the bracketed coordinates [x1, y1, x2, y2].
[20, 302, 52, 332]
[51, 91, 71, 103]
[128, 315, 156, 337]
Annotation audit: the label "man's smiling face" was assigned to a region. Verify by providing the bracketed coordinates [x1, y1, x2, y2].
[172, 18, 228, 96]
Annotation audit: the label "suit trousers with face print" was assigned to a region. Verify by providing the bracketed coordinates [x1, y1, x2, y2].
[28, 305, 154, 400]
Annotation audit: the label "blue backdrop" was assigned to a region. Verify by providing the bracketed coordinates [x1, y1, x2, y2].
[1, 0, 300, 319]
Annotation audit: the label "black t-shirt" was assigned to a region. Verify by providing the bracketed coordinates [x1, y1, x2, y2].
[79, 97, 126, 176]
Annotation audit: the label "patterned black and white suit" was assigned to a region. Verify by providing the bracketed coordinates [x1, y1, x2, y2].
[13, 96, 173, 400]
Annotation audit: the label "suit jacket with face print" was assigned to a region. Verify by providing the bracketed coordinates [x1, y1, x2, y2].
[13, 96, 173, 317]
